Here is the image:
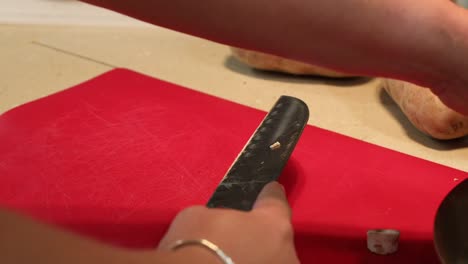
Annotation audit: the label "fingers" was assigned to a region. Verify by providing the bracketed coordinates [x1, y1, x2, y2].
[253, 181, 291, 219]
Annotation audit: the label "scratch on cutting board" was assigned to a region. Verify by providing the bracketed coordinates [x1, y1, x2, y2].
[165, 130, 194, 145]
[52, 183, 72, 213]
[115, 206, 141, 223]
[31, 41, 118, 68]
[114, 195, 142, 223]
[82, 101, 117, 126]
[150, 155, 202, 197]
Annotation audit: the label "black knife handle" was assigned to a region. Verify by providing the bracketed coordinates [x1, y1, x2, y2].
[206, 96, 309, 211]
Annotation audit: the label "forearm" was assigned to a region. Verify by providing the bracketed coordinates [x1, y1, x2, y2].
[81, 1, 460, 79]
[0, 209, 215, 264]
[0, 209, 143, 263]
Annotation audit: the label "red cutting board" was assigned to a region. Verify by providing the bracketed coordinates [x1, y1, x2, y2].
[0, 69, 466, 263]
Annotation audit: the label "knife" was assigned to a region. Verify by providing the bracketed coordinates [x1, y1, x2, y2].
[206, 96, 309, 211]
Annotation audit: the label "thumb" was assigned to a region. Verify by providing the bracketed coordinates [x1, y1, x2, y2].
[253, 181, 291, 219]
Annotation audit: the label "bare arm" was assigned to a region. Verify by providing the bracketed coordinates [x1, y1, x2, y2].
[0, 209, 190, 264]
[0, 182, 297, 264]
[81, 0, 468, 114]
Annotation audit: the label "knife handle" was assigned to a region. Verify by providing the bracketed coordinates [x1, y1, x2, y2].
[206, 96, 309, 211]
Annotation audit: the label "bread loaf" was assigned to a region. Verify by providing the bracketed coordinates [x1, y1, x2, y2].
[230, 47, 354, 78]
[382, 79, 468, 139]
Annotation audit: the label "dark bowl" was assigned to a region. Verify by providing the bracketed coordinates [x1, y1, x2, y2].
[434, 178, 468, 264]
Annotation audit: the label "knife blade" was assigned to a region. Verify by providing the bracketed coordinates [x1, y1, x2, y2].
[206, 95, 309, 211]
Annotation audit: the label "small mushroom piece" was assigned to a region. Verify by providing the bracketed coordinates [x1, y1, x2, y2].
[367, 229, 400, 255]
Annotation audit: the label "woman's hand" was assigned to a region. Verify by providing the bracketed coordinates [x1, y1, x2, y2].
[158, 181, 299, 264]
[0, 182, 298, 264]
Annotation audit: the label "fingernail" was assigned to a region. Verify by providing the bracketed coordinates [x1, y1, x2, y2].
[279, 183, 286, 193]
